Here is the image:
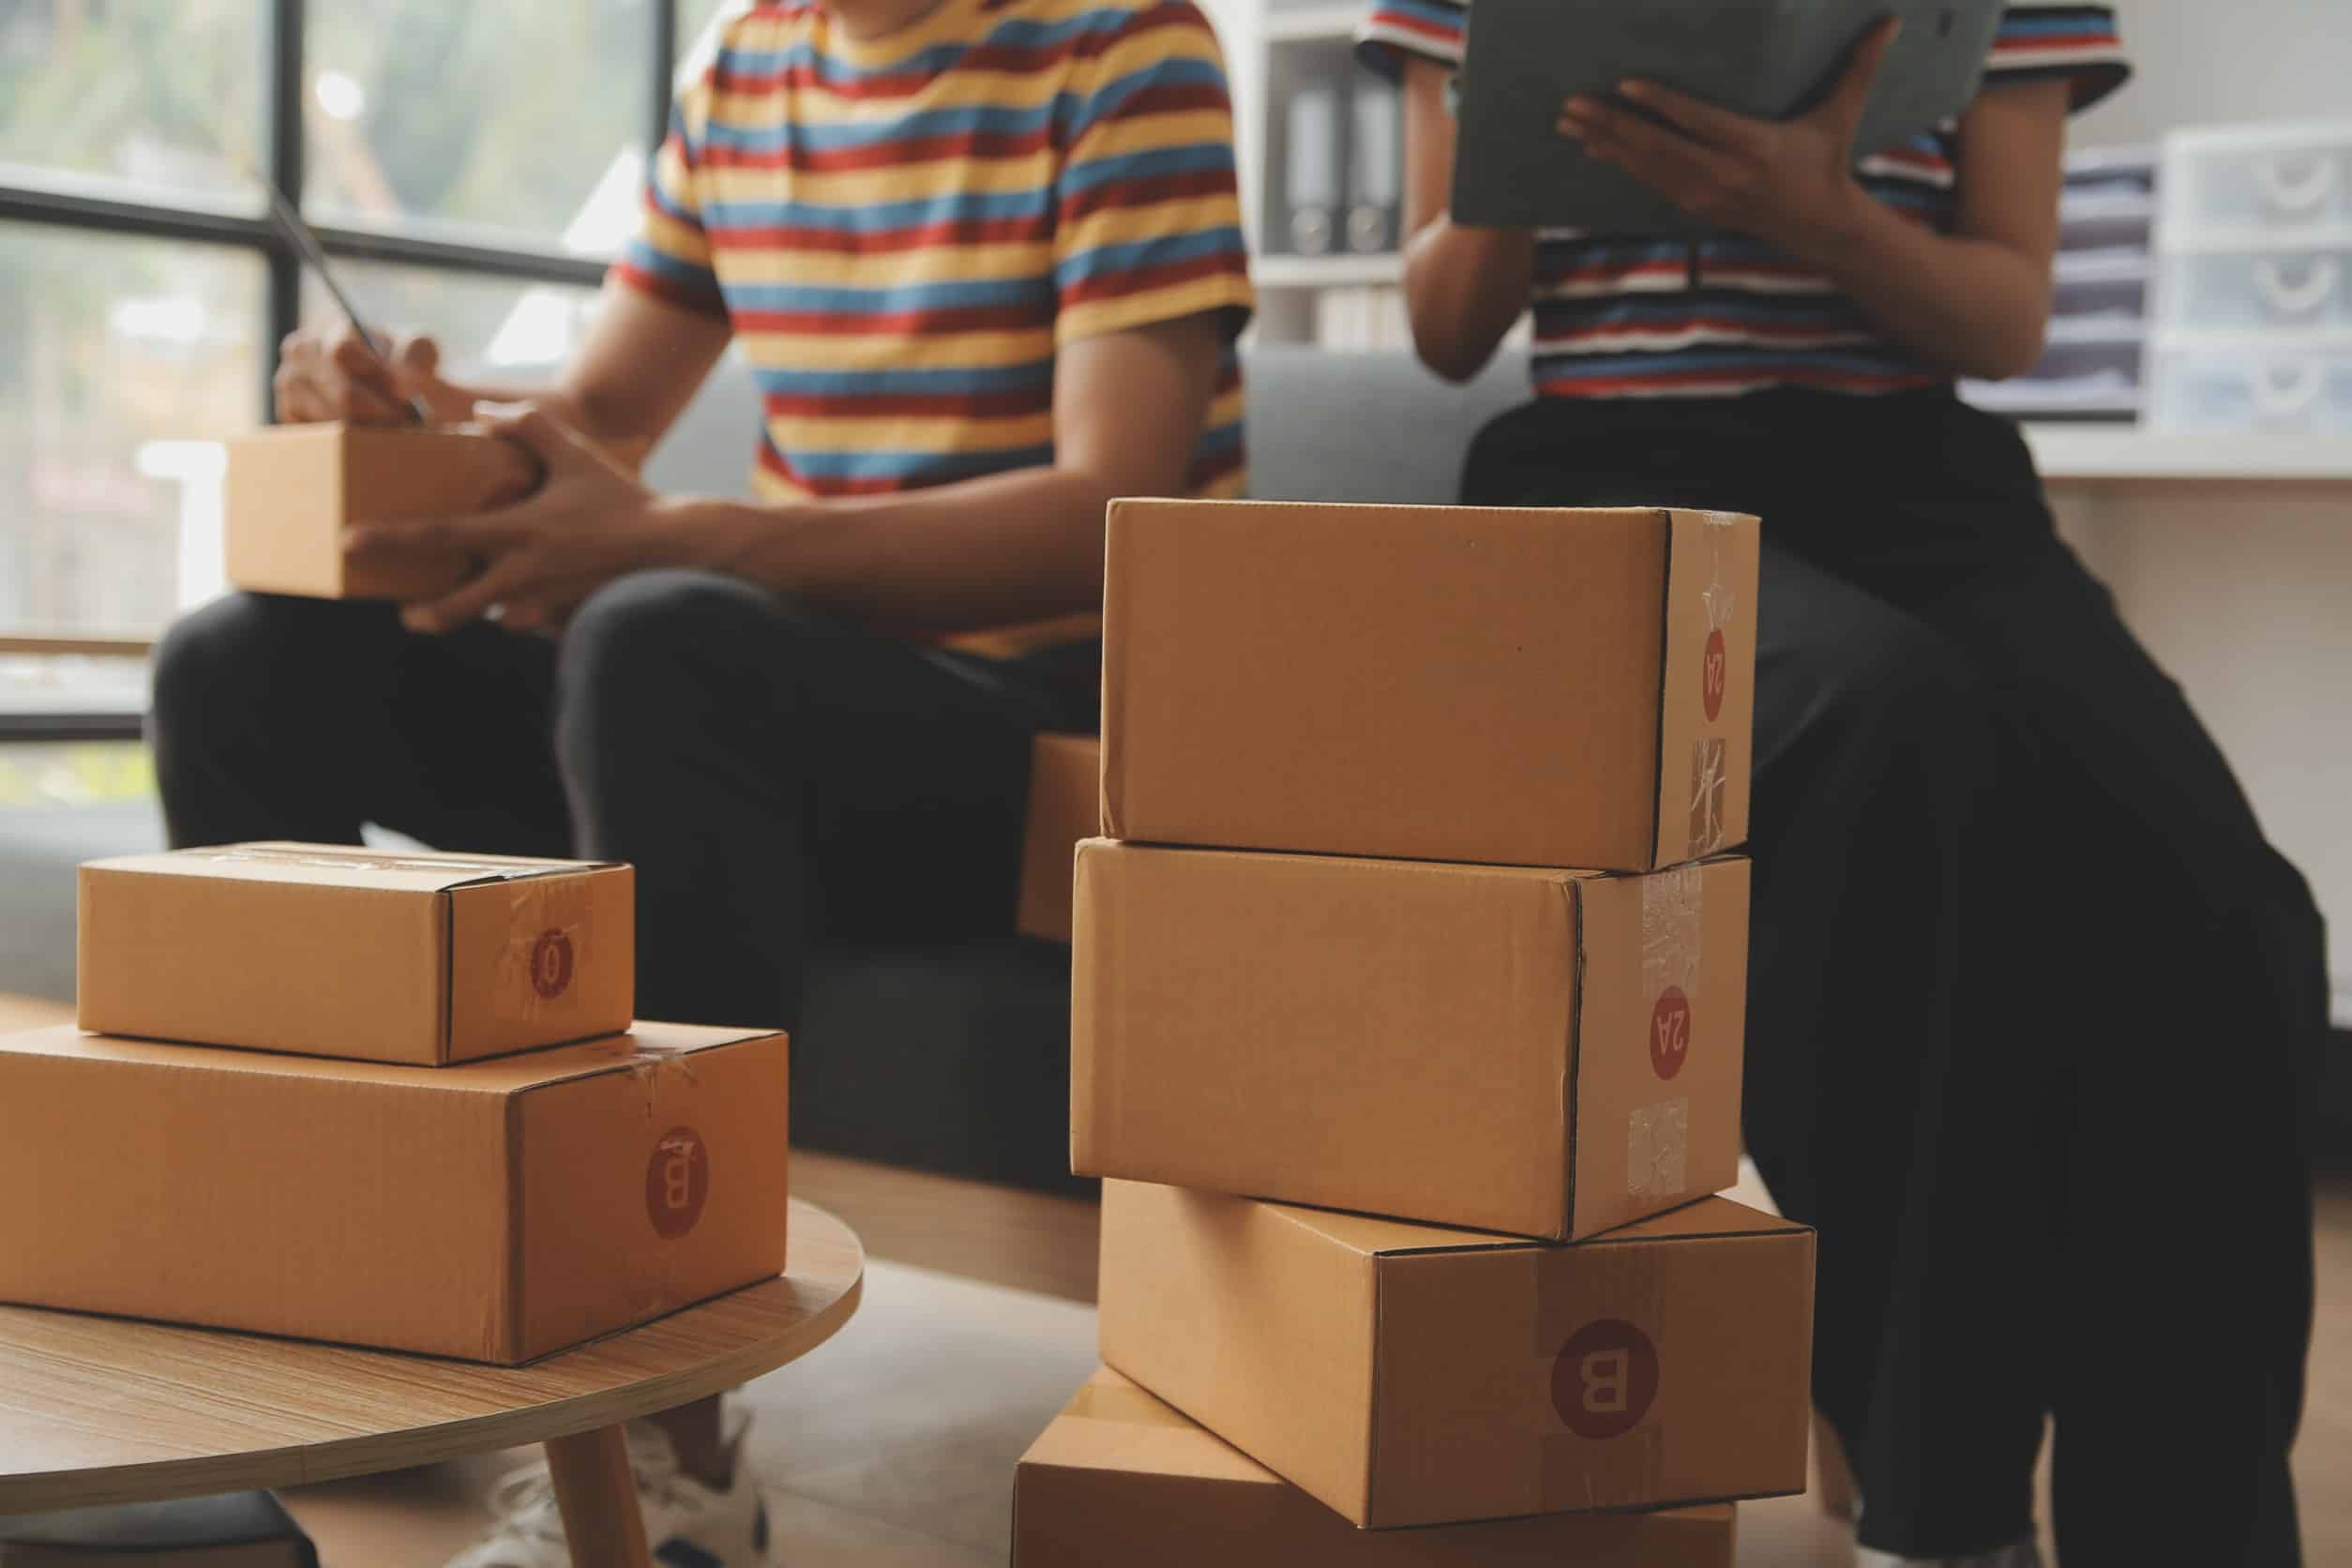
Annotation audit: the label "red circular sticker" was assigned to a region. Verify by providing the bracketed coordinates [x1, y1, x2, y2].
[644, 1126, 709, 1240]
[1701, 628, 1728, 722]
[1650, 986, 1691, 1080]
[530, 928, 575, 1000]
[1551, 1319, 1661, 1439]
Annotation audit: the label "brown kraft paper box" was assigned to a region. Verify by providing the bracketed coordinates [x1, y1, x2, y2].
[1099, 499, 1758, 871]
[1014, 1367, 1737, 1567]
[1097, 1183, 1814, 1529]
[79, 843, 633, 1065]
[1016, 733, 1101, 944]
[223, 422, 540, 600]
[0, 1022, 789, 1364]
[1072, 841, 1746, 1241]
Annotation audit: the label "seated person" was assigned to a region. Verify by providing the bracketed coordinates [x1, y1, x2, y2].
[1357, 6, 2318, 1566]
[149, 0, 1251, 1560]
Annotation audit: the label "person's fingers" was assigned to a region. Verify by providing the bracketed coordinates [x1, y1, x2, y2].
[1573, 108, 1745, 207]
[395, 334, 442, 380]
[399, 550, 544, 635]
[473, 401, 595, 470]
[1607, 80, 1762, 152]
[329, 328, 400, 397]
[1821, 15, 1902, 124]
[345, 512, 535, 560]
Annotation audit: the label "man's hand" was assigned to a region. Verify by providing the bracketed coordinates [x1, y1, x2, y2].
[1558, 17, 1901, 260]
[274, 324, 475, 426]
[346, 402, 685, 635]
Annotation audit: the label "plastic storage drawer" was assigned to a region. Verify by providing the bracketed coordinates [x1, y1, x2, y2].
[2148, 342, 2352, 433]
[2160, 122, 2352, 242]
[2159, 243, 2352, 332]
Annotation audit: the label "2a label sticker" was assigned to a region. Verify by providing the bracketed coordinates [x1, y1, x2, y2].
[645, 1126, 709, 1239]
[1650, 986, 1691, 1080]
[1701, 629, 1727, 722]
[1551, 1319, 1660, 1439]
[529, 928, 575, 1000]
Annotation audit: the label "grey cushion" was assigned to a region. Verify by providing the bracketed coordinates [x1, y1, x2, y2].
[1241, 346, 1530, 505]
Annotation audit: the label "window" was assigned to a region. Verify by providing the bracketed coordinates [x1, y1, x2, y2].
[0, 0, 682, 729]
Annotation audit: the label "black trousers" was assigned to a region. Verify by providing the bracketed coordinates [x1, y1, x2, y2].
[149, 569, 1101, 1030]
[1466, 389, 2322, 1564]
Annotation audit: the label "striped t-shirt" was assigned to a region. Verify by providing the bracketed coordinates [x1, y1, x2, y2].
[616, 0, 1255, 501]
[1358, 4, 2129, 399]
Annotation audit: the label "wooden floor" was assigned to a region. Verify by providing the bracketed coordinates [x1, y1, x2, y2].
[5, 992, 2346, 1562]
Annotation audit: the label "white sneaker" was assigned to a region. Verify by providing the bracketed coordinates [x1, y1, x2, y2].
[1857, 1540, 2041, 1568]
[444, 1416, 772, 1568]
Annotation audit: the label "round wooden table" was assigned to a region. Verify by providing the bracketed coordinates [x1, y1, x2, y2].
[0, 1200, 863, 1568]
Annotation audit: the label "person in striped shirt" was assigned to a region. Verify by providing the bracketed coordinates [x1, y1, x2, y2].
[1363, 7, 2318, 1567]
[149, 1, 1250, 1560]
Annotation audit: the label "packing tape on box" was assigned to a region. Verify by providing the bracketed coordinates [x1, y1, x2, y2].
[195, 844, 560, 879]
[1640, 864, 1703, 1006]
[497, 875, 596, 1022]
[1531, 1245, 1671, 1502]
[1635, 866, 1703, 1197]
[1627, 1097, 1690, 1199]
[1688, 738, 1729, 860]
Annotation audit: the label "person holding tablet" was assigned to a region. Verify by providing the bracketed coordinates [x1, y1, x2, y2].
[1357, 7, 2317, 1566]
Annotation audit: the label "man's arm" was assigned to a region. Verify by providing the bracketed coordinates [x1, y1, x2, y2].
[274, 283, 733, 463]
[1397, 55, 1536, 384]
[364, 312, 1228, 637]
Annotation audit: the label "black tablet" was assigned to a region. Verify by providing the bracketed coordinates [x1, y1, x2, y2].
[1451, 0, 2003, 236]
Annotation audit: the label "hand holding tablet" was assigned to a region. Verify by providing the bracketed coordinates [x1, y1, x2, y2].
[1450, 0, 2004, 237]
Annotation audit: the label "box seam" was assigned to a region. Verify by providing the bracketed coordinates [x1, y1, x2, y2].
[1563, 878, 1584, 1237]
[504, 1091, 526, 1362]
[1646, 509, 1675, 868]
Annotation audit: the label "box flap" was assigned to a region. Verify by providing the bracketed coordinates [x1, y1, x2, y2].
[3, 1022, 775, 1094]
[1020, 1368, 1281, 1485]
[84, 843, 624, 896]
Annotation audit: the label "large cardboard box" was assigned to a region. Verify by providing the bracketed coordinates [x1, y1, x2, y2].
[1073, 841, 1746, 1240]
[1098, 1183, 1813, 1528]
[1100, 500, 1757, 871]
[1014, 1367, 1736, 1566]
[224, 422, 539, 600]
[0, 1022, 789, 1364]
[79, 843, 633, 1065]
[1016, 733, 1101, 944]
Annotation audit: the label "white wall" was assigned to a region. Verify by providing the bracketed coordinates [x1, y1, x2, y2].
[2069, 0, 2352, 150]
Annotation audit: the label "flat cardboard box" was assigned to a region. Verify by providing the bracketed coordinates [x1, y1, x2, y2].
[1016, 732, 1101, 944]
[1098, 1183, 1813, 1528]
[0, 1022, 789, 1364]
[1100, 500, 1758, 871]
[1014, 1367, 1736, 1566]
[1073, 841, 1746, 1240]
[224, 422, 539, 600]
[79, 843, 634, 1065]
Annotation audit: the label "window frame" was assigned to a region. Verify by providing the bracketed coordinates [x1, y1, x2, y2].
[0, 0, 681, 734]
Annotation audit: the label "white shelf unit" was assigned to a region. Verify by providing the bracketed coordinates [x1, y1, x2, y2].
[1255, 251, 1402, 288]
[2023, 425, 2352, 484]
[1260, 2, 1360, 43]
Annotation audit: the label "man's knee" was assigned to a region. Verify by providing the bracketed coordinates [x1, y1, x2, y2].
[554, 570, 830, 758]
[152, 592, 376, 736]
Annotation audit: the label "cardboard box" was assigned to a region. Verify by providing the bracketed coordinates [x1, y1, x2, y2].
[0, 1022, 789, 1364]
[1015, 1367, 1736, 1566]
[1100, 500, 1758, 871]
[1016, 732, 1101, 944]
[1072, 841, 1746, 1240]
[1098, 1183, 1813, 1528]
[224, 422, 539, 600]
[79, 843, 633, 1065]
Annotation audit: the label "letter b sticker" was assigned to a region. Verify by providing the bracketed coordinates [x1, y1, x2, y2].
[1551, 1319, 1659, 1439]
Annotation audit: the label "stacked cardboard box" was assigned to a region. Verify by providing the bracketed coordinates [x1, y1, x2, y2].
[1015, 499, 1813, 1562]
[0, 843, 791, 1364]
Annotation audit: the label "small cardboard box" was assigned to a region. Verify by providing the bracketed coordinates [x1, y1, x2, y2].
[1015, 1367, 1736, 1566]
[1073, 841, 1746, 1240]
[224, 422, 539, 600]
[1098, 1183, 1813, 1529]
[1100, 500, 1758, 871]
[1016, 733, 1101, 944]
[79, 843, 633, 1065]
[0, 1022, 789, 1364]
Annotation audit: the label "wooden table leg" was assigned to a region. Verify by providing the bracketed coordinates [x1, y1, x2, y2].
[546, 1425, 650, 1568]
